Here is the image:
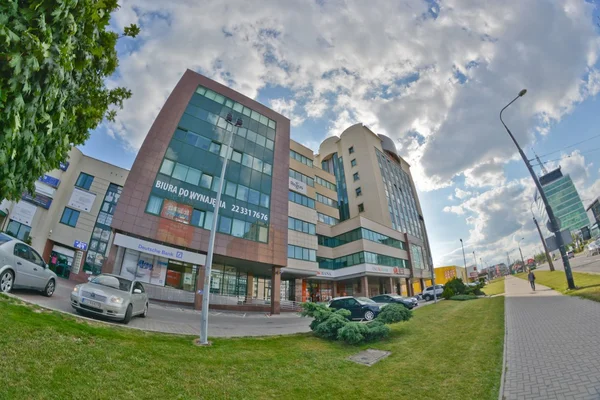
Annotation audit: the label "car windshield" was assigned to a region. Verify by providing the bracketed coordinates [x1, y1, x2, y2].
[90, 275, 132, 292]
[356, 297, 376, 305]
[390, 295, 405, 299]
[0, 233, 12, 245]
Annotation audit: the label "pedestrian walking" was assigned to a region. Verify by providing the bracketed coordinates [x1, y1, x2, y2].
[528, 269, 536, 291]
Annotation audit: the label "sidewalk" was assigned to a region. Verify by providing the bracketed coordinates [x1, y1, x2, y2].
[502, 276, 600, 399]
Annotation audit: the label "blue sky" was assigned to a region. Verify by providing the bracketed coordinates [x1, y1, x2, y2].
[83, 0, 600, 267]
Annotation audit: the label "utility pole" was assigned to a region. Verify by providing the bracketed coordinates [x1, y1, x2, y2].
[460, 239, 468, 282]
[500, 90, 575, 289]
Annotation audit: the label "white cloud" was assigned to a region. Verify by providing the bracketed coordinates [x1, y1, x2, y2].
[269, 98, 304, 127]
[105, 0, 600, 184]
[454, 188, 472, 199]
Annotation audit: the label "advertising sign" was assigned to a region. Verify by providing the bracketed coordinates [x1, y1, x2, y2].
[150, 257, 168, 286]
[68, 188, 96, 212]
[11, 201, 37, 226]
[113, 233, 206, 265]
[73, 240, 88, 251]
[288, 177, 307, 194]
[34, 181, 56, 198]
[72, 251, 83, 275]
[160, 200, 192, 224]
[21, 192, 53, 209]
[59, 161, 70, 171]
[39, 175, 60, 188]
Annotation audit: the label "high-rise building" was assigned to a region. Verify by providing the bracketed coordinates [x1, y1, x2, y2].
[537, 167, 588, 233]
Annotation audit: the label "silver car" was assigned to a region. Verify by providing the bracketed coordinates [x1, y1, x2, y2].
[71, 274, 148, 324]
[0, 233, 57, 296]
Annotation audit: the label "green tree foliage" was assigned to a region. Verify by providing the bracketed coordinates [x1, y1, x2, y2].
[0, 0, 139, 199]
[442, 277, 466, 299]
[375, 303, 413, 324]
[449, 294, 479, 301]
[337, 321, 390, 345]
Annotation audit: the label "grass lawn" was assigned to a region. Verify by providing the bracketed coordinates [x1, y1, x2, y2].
[516, 270, 600, 302]
[0, 295, 504, 400]
[483, 279, 505, 296]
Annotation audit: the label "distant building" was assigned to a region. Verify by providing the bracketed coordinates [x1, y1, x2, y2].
[537, 167, 588, 234]
[586, 198, 600, 237]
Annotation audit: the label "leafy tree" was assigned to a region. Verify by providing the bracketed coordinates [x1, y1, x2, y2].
[0, 0, 139, 200]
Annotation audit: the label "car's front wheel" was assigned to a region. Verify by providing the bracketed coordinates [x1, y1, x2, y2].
[363, 310, 375, 321]
[140, 302, 148, 318]
[43, 279, 55, 297]
[424, 295, 432, 301]
[0, 270, 14, 293]
[123, 304, 133, 324]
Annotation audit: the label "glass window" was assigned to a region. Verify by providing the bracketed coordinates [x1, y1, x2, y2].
[60, 207, 80, 227]
[214, 93, 225, 104]
[247, 129, 257, 143]
[251, 110, 260, 121]
[219, 144, 229, 158]
[268, 119, 276, 129]
[172, 164, 188, 181]
[358, 203, 365, 213]
[242, 154, 253, 168]
[186, 168, 202, 185]
[236, 185, 249, 201]
[258, 226, 268, 243]
[232, 219, 245, 237]
[355, 187, 362, 196]
[218, 216, 232, 234]
[248, 189, 260, 205]
[191, 209, 205, 227]
[75, 172, 94, 190]
[195, 135, 211, 151]
[225, 181, 237, 197]
[263, 163, 272, 176]
[146, 196, 163, 215]
[204, 211, 214, 230]
[209, 142, 221, 154]
[160, 159, 175, 175]
[6, 220, 31, 241]
[231, 151, 242, 163]
[256, 134, 266, 148]
[260, 193, 270, 208]
[233, 102, 243, 112]
[294, 246, 302, 259]
[351, 159, 357, 167]
[186, 132, 199, 146]
[253, 157, 263, 172]
[349, 146, 354, 154]
[266, 139, 274, 150]
[242, 107, 251, 117]
[200, 174, 213, 189]
[353, 172, 360, 181]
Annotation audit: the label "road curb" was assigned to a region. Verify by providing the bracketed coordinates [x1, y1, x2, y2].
[498, 277, 508, 400]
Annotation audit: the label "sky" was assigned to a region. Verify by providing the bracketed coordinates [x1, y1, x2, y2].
[82, 0, 600, 268]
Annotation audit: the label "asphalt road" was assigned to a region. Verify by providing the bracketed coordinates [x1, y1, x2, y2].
[537, 251, 600, 274]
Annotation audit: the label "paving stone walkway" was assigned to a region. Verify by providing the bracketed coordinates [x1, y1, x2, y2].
[502, 276, 600, 400]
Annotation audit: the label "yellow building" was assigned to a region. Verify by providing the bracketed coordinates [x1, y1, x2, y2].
[434, 266, 467, 285]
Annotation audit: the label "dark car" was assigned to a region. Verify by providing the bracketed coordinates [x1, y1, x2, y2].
[328, 296, 382, 321]
[371, 294, 416, 309]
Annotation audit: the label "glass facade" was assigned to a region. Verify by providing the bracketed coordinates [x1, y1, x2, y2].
[321, 154, 350, 221]
[290, 150, 313, 167]
[318, 251, 410, 270]
[317, 212, 339, 226]
[288, 216, 316, 235]
[85, 183, 122, 275]
[315, 176, 336, 191]
[287, 244, 317, 262]
[375, 149, 423, 239]
[410, 244, 426, 270]
[147, 85, 275, 244]
[542, 175, 589, 232]
[318, 228, 406, 249]
[289, 190, 315, 209]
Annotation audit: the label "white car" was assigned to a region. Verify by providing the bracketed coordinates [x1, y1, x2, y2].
[422, 284, 444, 301]
[0, 233, 57, 296]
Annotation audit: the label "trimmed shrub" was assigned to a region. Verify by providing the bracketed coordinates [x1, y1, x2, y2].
[445, 277, 466, 295]
[313, 310, 350, 340]
[442, 286, 455, 300]
[338, 322, 369, 345]
[450, 294, 479, 301]
[364, 321, 390, 342]
[376, 304, 413, 324]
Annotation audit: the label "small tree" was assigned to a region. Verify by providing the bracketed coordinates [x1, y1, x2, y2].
[0, 0, 139, 200]
[443, 277, 466, 299]
[376, 304, 413, 324]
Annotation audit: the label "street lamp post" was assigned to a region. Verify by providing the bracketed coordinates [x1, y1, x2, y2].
[199, 113, 242, 345]
[460, 239, 468, 282]
[518, 238, 526, 271]
[472, 251, 477, 282]
[500, 90, 575, 289]
[530, 200, 555, 271]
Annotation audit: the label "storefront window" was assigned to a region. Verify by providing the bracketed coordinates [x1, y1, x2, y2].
[5, 220, 31, 241]
[209, 264, 248, 297]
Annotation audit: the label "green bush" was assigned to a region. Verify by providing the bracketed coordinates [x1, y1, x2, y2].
[314, 311, 349, 340]
[301, 303, 349, 333]
[337, 321, 390, 344]
[442, 286, 455, 300]
[445, 278, 466, 296]
[376, 304, 413, 324]
[450, 294, 479, 301]
[338, 322, 369, 345]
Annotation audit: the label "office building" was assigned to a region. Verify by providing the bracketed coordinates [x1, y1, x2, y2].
[537, 167, 588, 234]
[0, 148, 128, 282]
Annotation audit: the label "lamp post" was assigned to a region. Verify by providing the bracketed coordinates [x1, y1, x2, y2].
[530, 200, 555, 271]
[518, 238, 526, 271]
[199, 113, 242, 345]
[460, 239, 468, 282]
[500, 90, 575, 289]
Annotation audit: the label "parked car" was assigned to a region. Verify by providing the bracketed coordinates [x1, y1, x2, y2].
[371, 294, 416, 309]
[422, 284, 444, 301]
[0, 233, 57, 296]
[71, 274, 148, 324]
[328, 296, 382, 321]
[567, 250, 575, 259]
